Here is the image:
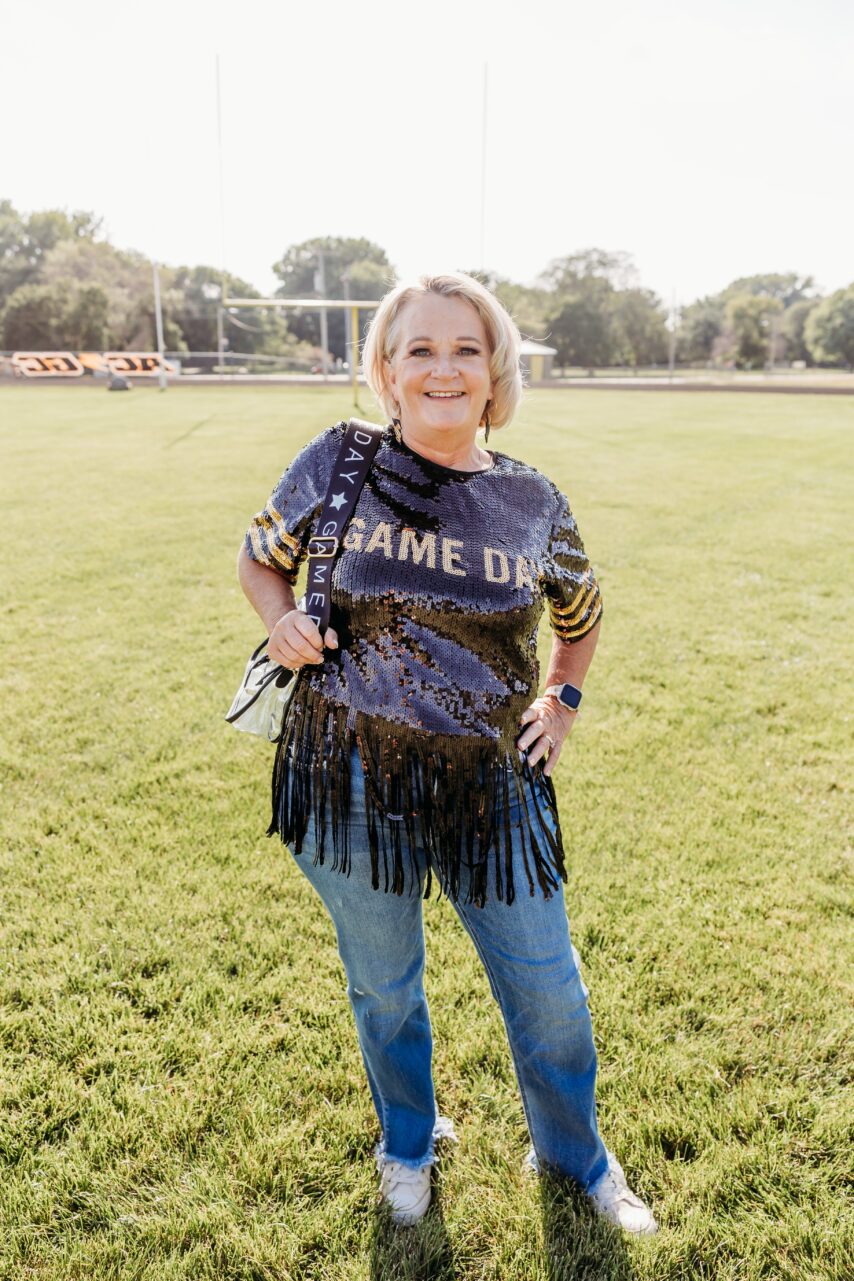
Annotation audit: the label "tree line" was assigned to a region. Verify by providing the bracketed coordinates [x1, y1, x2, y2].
[2, 200, 853, 370]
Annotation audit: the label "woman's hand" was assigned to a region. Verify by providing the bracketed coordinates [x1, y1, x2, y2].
[516, 694, 578, 777]
[268, 609, 339, 670]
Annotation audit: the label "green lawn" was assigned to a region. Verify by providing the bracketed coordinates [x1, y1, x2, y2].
[0, 385, 851, 1280]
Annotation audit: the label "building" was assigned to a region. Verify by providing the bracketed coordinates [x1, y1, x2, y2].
[519, 340, 557, 382]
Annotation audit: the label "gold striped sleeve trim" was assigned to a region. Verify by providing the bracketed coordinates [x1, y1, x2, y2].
[267, 543, 298, 574]
[247, 521, 269, 565]
[548, 565, 593, 613]
[265, 504, 301, 554]
[257, 512, 298, 571]
[550, 596, 602, 641]
[247, 515, 298, 576]
[550, 578, 599, 623]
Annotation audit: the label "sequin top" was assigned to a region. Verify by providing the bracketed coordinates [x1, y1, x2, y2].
[244, 421, 603, 906]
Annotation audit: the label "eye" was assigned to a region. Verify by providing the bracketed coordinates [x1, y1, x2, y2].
[409, 347, 431, 357]
[459, 347, 480, 356]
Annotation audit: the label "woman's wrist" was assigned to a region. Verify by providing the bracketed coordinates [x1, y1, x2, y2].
[265, 603, 299, 636]
[541, 692, 579, 724]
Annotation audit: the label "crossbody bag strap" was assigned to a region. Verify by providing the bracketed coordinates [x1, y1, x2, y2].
[303, 417, 383, 636]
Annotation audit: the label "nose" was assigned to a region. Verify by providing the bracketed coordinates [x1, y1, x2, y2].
[432, 351, 457, 378]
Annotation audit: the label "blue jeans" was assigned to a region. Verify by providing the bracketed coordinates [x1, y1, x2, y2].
[290, 745, 609, 1191]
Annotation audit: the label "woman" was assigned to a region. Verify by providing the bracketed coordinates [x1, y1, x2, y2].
[237, 272, 657, 1235]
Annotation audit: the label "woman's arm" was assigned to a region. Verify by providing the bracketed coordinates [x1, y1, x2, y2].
[237, 543, 298, 633]
[236, 544, 338, 667]
[517, 618, 601, 775]
[542, 618, 600, 695]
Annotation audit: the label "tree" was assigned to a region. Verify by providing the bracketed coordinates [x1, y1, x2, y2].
[676, 296, 725, 366]
[610, 288, 669, 368]
[165, 265, 227, 352]
[782, 298, 821, 364]
[0, 200, 27, 301]
[167, 264, 299, 357]
[539, 250, 668, 370]
[0, 199, 102, 302]
[38, 238, 184, 349]
[0, 282, 68, 348]
[497, 283, 553, 344]
[723, 293, 784, 369]
[804, 286, 854, 369]
[539, 248, 639, 294]
[721, 272, 816, 309]
[272, 236, 395, 358]
[1, 278, 125, 351]
[2, 237, 187, 351]
[548, 295, 615, 371]
[461, 270, 553, 343]
[65, 285, 110, 349]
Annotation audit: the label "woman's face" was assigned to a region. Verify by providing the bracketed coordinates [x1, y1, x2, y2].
[385, 293, 494, 439]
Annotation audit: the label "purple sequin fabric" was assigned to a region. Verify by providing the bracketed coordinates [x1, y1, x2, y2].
[244, 422, 603, 906]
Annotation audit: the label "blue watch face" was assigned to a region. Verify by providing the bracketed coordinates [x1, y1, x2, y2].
[559, 683, 582, 710]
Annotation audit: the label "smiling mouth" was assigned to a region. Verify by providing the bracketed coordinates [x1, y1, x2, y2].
[425, 391, 465, 398]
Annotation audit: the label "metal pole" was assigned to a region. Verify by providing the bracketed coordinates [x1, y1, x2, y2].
[343, 270, 351, 376]
[216, 56, 227, 289]
[317, 250, 329, 381]
[351, 304, 360, 404]
[342, 272, 356, 401]
[668, 289, 677, 380]
[480, 62, 488, 269]
[216, 55, 229, 383]
[217, 302, 225, 380]
[152, 262, 167, 391]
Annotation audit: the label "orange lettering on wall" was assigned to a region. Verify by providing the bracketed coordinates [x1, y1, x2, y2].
[12, 352, 84, 377]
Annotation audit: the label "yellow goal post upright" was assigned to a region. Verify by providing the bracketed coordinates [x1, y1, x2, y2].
[221, 295, 380, 402]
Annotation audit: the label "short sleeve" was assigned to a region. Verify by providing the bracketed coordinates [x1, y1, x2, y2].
[243, 424, 343, 585]
[542, 488, 603, 642]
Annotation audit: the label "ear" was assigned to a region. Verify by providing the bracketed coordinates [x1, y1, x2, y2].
[385, 357, 397, 397]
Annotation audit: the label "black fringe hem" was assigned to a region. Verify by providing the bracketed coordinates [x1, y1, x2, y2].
[267, 680, 568, 908]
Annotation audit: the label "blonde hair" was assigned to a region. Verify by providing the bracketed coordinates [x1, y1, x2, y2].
[361, 271, 523, 430]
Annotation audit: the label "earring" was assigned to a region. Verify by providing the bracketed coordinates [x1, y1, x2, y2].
[481, 401, 492, 443]
[391, 413, 403, 444]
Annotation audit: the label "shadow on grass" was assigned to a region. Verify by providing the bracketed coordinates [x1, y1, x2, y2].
[364, 1166, 636, 1281]
[367, 1167, 456, 1281]
[538, 1169, 636, 1281]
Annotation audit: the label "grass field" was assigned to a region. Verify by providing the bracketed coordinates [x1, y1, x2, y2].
[0, 385, 851, 1280]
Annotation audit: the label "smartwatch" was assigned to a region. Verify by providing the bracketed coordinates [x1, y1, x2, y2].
[544, 683, 583, 712]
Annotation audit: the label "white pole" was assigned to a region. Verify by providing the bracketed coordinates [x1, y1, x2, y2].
[480, 62, 488, 269]
[668, 288, 677, 381]
[217, 303, 225, 380]
[351, 304, 359, 404]
[152, 262, 167, 391]
[317, 250, 329, 381]
[216, 55, 227, 283]
[343, 271, 353, 394]
[216, 54, 228, 380]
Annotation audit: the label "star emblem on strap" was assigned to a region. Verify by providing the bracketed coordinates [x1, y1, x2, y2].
[329, 492, 346, 510]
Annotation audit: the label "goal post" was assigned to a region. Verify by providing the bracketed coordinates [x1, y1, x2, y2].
[221, 295, 380, 402]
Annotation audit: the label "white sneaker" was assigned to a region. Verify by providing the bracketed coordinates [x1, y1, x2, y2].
[378, 1159, 432, 1225]
[586, 1151, 658, 1235]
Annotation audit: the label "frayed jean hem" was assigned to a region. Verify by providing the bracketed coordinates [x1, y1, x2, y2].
[374, 1114, 458, 1172]
[525, 1144, 610, 1192]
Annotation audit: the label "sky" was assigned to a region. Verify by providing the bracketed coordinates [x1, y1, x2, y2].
[3, 0, 852, 315]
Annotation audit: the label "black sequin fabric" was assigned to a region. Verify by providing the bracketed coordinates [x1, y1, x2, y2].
[245, 422, 603, 906]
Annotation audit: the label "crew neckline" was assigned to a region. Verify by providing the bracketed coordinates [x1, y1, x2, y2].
[386, 425, 497, 477]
